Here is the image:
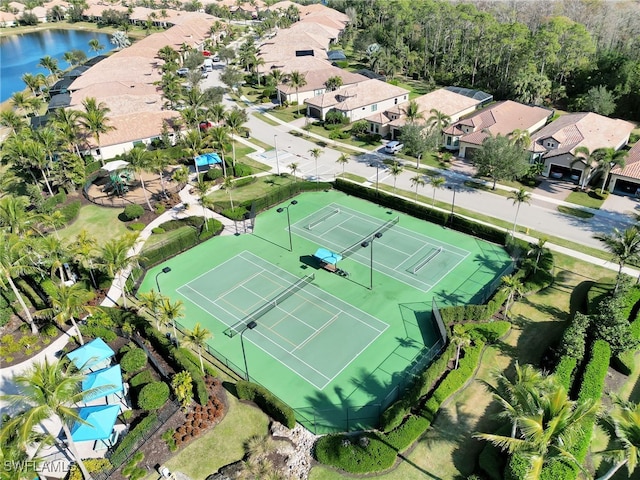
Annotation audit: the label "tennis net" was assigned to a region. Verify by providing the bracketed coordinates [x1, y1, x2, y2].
[307, 208, 340, 230]
[340, 216, 399, 259]
[224, 273, 315, 337]
[410, 247, 442, 274]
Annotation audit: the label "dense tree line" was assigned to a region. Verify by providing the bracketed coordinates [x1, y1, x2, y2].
[328, 0, 640, 121]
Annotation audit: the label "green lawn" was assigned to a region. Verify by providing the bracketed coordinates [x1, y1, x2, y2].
[58, 203, 129, 246]
[207, 174, 297, 203]
[564, 189, 608, 209]
[557, 205, 595, 219]
[161, 395, 269, 479]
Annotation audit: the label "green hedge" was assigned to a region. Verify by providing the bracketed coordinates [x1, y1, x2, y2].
[314, 433, 396, 474]
[130, 370, 153, 388]
[440, 291, 508, 324]
[110, 413, 158, 467]
[383, 414, 430, 452]
[137, 381, 169, 411]
[334, 179, 508, 245]
[140, 228, 198, 268]
[236, 380, 295, 428]
[553, 356, 577, 391]
[120, 347, 147, 375]
[460, 321, 510, 343]
[171, 347, 209, 405]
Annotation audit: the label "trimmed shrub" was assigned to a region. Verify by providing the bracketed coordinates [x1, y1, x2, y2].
[123, 204, 144, 221]
[67, 458, 111, 480]
[127, 222, 146, 231]
[553, 356, 577, 391]
[205, 168, 223, 181]
[236, 380, 295, 428]
[130, 370, 153, 388]
[233, 175, 256, 187]
[233, 163, 253, 177]
[505, 453, 530, 480]
[461, 321, 510, 343]
[198, 219, 223, 241]
[120, 347, 147, 375]
[154, 203, 166, 215]
[221, 206, 248, 220]
[384, 414, 430, 452]
[137, 381, 170, 411]
[313, 432, 396, 473]
[557, 312, 590, 360]
[151, 227, 165, 234]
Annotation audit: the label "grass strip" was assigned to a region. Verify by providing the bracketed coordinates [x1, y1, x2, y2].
[557, 205, 595, 219]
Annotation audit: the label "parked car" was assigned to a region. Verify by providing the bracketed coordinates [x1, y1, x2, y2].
[384, 141, 404, 154]
[199, 121, 214, 132]
[177, 67, 189, 76]
[212, 54, 220, 62]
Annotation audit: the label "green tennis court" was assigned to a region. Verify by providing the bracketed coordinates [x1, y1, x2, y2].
[177, 251, 388, 389]
[139, 189, 513, 432]
[292, 203, 468, 291]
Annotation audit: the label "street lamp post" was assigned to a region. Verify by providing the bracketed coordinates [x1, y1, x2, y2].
[240, 321, 257, 380]
[274, 135, 281, 176]
[361, 232, 383, 290]
[276, 200, 298, 251]
[155, 266, 171, 293]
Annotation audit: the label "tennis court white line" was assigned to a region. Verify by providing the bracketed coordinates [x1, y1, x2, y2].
[292, 312, 340, 353]
[239, 252, 388, 333]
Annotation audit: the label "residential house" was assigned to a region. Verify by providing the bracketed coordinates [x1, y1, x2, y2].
[609, 141, 640, 195]
[366, 87, 492, 139]
[276, 63, 368, 105]
[443, 100, 552, 158]
[527, 112, 634, 187]
[0, 10, 18, 26]
[305, 79, 410, 122]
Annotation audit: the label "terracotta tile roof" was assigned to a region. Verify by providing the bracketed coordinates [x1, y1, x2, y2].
[83, 3, 128, 16]
[278, 67, 367, 94]
[445, 100, 551, 145]
[298, 3, 349, 25]
[304, 79, 409, 111]
[611, 141, 640, 179]
[96, 111, 180, 148]
[365, 111, 394, 125]
[529, 112, 634, 159]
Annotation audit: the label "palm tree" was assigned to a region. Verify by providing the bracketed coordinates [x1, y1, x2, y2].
[0, 110, 28, 134]
[39, 283, 94, 345]
[184, 322, 212, 374]
[410, 174, 426, 203]
[594, 227, 640, 293]
[21, 72, 43, 96]
[37, 55, 60, 86]
[288, 70, 307, 107]
[137, 289, 165, 329]
[450, 324, 471, 370]
[475, 384, 598, 480]
[253, 56, 265, 87]
[0, 195, 37, 235]
[71, 230, 99, 289]
[308, 148, 323, 183]
[159, 297, 184, 345]
[88, 38, 104, 55]
[572, 146, 597, 191]
[427, 109, 451, 147]
[429, 176, 446, 206]
[596, 397, 640, 480]
[288, 162, 299, 182]
[508, 188, 531, 235]
[269, 69, 285, 106]
[225, 107, 248, 169]
[194, 179, 212, 231]
[501, 274, 524, 318]
[80, 97, 115, 165]
[389, 162, 403, 192]
[149, 149, 171, 198]
[99, 233, 139, 308]
[51, 107, 83, 157]
[336, 153, 350, 176]
[510, 129, 532, 149]
[11, 91, 32, 120]
[593, 147, 628, 195]
[1, 359, 112, 480]
[33, 126, 60, 196]
[127, 146, 153, 211]
[0, 234, 40, 334]
[528, 238, 548, 274]
[208, 126, 229, 177]
[0, 417, 51, 480]
[402, 100, 423, 124]
[221, 176, 235, 210]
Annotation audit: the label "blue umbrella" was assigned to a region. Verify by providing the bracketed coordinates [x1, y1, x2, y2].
[82, 365, 123, 402]
[71, 404, 120, 442]
[67, 338, 114, 371]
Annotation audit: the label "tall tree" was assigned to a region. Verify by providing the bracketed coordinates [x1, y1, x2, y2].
[473, 133, 530, 190]
[1, 359, 109, 480]
[402, 100, 423, 124]
[159, 297, 184, 345]
[208, 126, 229, 177]
[288, 70, 307, 107]
[288, 162, 299, 182]
[410, 174, 426, 203]
[594, 227, 640, 294]
[597, 398, 640, 480]
[225, 107, 248, 169]
[193, 179, 212, 232]
[37, 56, 60, 87]
[126, 146, 154, 211]
[336, 153, 350, 175]
[88, 38, 104, 55]
[508, 188, 531, 235]
[429, 175, 446, 206]
[39, 283, 94, 345]
[80, 97, 115, 165]
[138, 289, 165, 329]
[0, 234, 40, 334]
[501, 274, 524, 318]
[450, 324, 471, 370]
[308, 148, 323, 184]
[592, 147, 627, 195]
[99, 233, 139, 307]
[183, 322, 211, 374]
[389, 162, 403, 192]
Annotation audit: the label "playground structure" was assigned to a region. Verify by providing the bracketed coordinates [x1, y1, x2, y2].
[103, 169, 134, 196]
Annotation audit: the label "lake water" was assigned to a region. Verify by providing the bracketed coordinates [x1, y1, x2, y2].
[0, 29, 115, 103]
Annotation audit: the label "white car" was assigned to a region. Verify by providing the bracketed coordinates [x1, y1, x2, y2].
[177, 67, 189, 76]
[385, 141, 404, 154]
